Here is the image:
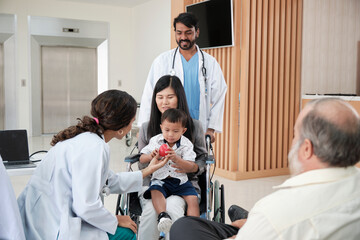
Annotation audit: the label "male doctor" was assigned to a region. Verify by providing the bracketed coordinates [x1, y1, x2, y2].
[138, 12, 227, 142]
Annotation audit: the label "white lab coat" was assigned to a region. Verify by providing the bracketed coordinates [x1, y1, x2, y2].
[0, 158, 26, 240]
[138, 45, 227, 133]
[17, 132, 143, 240]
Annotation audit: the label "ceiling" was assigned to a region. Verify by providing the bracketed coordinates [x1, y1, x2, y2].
[56, 0, 153, 8]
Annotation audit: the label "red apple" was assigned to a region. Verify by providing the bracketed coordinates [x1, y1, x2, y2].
[159, 144, 169, 157]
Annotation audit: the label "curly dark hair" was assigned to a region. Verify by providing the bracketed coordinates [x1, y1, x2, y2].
[51, 89, 137, 146]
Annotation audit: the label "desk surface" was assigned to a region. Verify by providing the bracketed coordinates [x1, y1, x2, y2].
[7, 167, 36, 176]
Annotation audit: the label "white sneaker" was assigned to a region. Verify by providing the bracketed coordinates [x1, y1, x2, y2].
[157, 215, 172, 233]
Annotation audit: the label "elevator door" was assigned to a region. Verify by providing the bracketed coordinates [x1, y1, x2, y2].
[0, 44, 4, 130]
[42, 46, 97, 134]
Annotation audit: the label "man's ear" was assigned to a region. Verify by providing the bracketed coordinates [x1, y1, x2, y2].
[182, 127, 187, 135]
[301, 139, 314, 160]
[196, 28, 200, 38]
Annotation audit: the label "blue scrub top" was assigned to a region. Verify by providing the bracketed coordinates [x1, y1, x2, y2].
[181, 52, 200, 120]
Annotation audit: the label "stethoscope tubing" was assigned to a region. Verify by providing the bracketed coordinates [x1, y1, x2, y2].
[171, 46, 207, 81]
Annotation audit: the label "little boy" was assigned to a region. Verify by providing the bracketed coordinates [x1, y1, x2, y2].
[140, 108, 199, 233]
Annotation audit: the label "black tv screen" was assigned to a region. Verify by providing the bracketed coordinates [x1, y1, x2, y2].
[186, 0, 234, 49]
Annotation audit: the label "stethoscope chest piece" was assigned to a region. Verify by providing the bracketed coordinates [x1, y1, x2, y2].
[101, 180, 110, 197]
[169, 69, 176, 76]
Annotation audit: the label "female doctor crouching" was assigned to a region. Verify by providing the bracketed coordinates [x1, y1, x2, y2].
[17, 90, 170, 240]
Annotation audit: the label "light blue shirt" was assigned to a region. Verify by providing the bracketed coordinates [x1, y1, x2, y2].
[181, 52, 200, 120]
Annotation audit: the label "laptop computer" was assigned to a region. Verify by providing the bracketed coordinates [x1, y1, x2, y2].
[0, 129, 37, 169]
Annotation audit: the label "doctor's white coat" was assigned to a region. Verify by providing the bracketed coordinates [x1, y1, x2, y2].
[17, 132, 143, 240]
[138, 46, 227, 133]
[0, 158, 26, 240]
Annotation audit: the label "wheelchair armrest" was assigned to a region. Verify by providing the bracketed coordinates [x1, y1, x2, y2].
[206, 155, 215, 164]
[124, 153, 141, 164]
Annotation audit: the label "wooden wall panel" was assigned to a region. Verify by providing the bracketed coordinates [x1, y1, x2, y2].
[172, 0, 303, 180]
[358, 42, 360, 95]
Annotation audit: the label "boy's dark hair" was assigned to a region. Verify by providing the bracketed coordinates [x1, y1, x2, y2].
[173, 12, 199, 31]
[161, 108, 188, 128]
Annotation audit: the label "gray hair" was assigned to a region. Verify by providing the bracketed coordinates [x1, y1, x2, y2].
[299, 98, 360, 167]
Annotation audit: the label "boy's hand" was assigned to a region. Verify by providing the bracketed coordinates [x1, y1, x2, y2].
[151, 149, 160, 159]
[165, 148, 180, 163]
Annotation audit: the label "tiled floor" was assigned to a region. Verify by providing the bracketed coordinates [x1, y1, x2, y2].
[9, 135, 289, 224]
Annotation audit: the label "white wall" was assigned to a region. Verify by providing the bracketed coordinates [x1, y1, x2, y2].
[302, 0, 360, 95]
[29, 16, 109, 136]
[130, 0, 171, 101]
[30, 36, 41, 135]
[0, 0, 171, 134]
[0, 14, 17, 130]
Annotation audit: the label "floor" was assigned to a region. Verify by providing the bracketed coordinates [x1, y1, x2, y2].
[9, 134, 289, 224]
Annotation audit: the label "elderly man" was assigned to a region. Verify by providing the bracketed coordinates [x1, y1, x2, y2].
[170, 98, 360, 240]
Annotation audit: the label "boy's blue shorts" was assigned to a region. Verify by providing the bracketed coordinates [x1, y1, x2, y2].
[143, 178, 197, 199]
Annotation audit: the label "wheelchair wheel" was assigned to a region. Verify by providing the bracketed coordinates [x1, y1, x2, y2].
[220, 184, 225, 223]
[213, 180, 225, 223]
[115, 194, 124, 215]
[213, 180, 220, 222]
[115, 193, 128, 216]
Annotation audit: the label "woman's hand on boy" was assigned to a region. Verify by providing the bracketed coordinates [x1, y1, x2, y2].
[165, 149, 181, 163]
[170, 157, 198, 174]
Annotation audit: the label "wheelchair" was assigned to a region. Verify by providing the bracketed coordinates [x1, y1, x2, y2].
[115, 135, 225, 237]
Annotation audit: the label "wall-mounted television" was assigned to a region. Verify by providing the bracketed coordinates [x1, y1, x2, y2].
[186, 0, 234, 49]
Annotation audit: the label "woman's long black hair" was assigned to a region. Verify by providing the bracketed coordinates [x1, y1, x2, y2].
[147, 75, 194, 142]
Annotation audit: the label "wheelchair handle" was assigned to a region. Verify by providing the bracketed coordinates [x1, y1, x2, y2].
[205, 134, 212, 154]
[205, 134, 211, 142]
[124, 153, 141, 163]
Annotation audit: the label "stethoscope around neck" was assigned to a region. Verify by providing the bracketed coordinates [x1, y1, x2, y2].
[170, 46, 208, 87]
[101, 179, 110, 197]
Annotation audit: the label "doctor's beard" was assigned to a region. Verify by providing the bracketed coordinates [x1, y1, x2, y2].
[177, 39, 196, 50]
[288, 140, 304, 176]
